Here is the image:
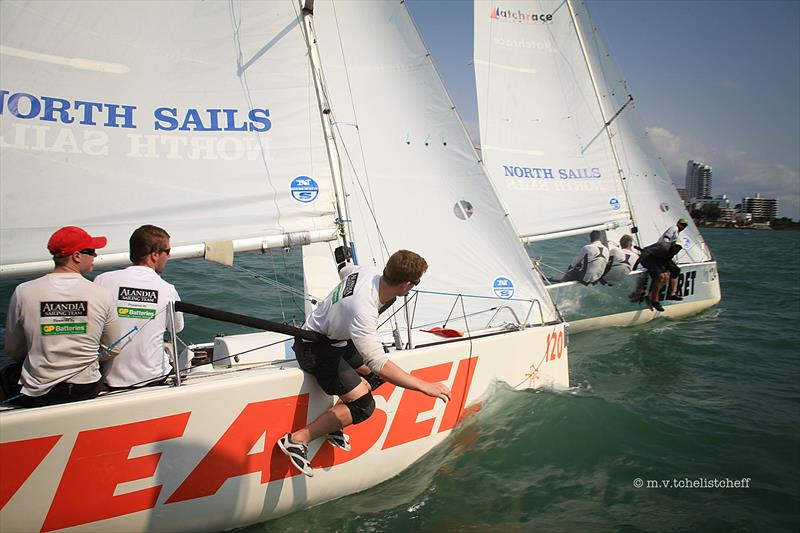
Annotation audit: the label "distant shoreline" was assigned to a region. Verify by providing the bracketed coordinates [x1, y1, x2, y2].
[697, 222, 800, 231]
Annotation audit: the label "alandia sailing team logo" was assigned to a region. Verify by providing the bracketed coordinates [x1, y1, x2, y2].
[290, 176, 319, 203]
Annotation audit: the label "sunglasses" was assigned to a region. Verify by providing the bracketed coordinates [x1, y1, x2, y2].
[79, 249, 97, 257]
[159, 248, 171, 255]
[410, 279, 420, 287]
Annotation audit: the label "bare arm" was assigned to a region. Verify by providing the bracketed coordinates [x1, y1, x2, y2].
[378, 360, 450, 402]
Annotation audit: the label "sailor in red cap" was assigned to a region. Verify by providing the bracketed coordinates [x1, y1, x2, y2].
[1, 226, 123, 407]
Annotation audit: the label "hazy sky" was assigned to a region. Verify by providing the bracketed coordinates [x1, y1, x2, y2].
[406, 0, 800, 219]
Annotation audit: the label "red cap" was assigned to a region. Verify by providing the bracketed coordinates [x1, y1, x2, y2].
[47, 226, 108, 257]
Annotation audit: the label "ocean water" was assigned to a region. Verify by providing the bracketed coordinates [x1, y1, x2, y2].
[0, 229, 798, 531]
[245, 229, 800, 532]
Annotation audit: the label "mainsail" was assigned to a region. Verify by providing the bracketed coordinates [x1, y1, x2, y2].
[0, 0, 340, 276]
[474, 0, 712, 263]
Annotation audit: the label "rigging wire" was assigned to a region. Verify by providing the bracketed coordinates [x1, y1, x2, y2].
[266, 249, 289, 323]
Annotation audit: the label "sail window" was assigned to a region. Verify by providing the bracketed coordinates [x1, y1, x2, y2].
[453, 200, 474, 220]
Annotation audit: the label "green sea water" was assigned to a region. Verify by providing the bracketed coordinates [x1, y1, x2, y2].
[245, 229, 800, 532]
[1, 229, 798, 531]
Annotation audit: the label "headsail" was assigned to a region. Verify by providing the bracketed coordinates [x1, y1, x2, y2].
[474, 0, 712, 263]
[313, 0, 559, 328]
[0, 0, 339, 276]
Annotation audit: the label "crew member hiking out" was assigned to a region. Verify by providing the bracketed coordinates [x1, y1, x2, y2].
[658, 218, 689, 301]
[277, 249, 451, 477]
[561, 230, 608, 285]
[636, 242, 683, 312]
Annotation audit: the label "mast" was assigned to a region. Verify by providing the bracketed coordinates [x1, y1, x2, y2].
[300, 0, 353, 253]
[565, 0, 641, 246]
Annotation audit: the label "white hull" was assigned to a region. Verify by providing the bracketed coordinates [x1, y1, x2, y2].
[0, 326, 568, 532]
[550, 261, 721, 333]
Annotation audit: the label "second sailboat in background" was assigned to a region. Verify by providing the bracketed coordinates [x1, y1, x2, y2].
[474, 0, 721, 331]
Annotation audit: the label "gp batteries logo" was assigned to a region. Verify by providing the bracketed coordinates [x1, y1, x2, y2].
[491, 6, 553, 23]
[41, 323, 87, 335]
[118, 307, 157, 320]
[493, 277, 515, 299]
[609, 197, 621, 210]
[290, 176, 319, 203]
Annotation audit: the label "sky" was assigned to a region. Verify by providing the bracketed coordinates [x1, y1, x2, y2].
[406, 0, 800, 220]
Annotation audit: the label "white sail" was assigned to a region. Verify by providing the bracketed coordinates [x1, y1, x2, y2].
[569, 0, 712, 261]
[474, 0, 712, 263]
[313, 0, 559, 328]
[0, 0, 339, 275]
[474, 0, 632, 241]
[0, 3, 571, 531]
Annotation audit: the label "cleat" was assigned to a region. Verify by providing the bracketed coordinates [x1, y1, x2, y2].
[277, 433, 313, 477]
[326, 429, 352, 451]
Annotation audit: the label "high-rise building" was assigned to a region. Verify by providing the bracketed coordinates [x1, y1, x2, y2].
[685, 160, 712, 201]
[741, 193, 778, 221]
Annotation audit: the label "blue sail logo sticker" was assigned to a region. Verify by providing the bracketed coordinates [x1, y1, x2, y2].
[609, 197, 620, 210]
[682, 235, 693, 250]
[493, 277, 515, 299]
[290, 176, 319, 203]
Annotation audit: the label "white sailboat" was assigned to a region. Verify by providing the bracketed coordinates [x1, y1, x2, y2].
[0, 1, 568, 531]
[474, 0, 721, 331]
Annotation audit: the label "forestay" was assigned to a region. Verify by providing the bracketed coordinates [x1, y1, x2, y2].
[312, 0, 559, 328]
[0, 0, 339, 276]
[474, 0, 631, 241]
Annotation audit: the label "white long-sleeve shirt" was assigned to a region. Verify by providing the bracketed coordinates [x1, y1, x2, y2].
[304, 265, 389, 374]
[659, 225, 680, 244]
[5, 273, 121, 396]
[94, 266, 183, 387]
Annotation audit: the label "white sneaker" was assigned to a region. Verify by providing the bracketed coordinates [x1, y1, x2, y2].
[277, 433, 313, 477]
[326, 429, 352, 452]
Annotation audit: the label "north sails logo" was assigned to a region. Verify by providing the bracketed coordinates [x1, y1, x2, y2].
[491, 6, 553, 23]
[119, 287, 158, 303]
[40, 301, 88, 317]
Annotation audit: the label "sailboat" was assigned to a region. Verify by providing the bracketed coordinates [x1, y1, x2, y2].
[474, 0, 721, 331]
[0, 1, 569, 531]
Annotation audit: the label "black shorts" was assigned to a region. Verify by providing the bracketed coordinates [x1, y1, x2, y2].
[641, 256, 667, 280]
[9, 378, 102, 408]
[666, 260, 680, 279]
[293, 337, 365, 397]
